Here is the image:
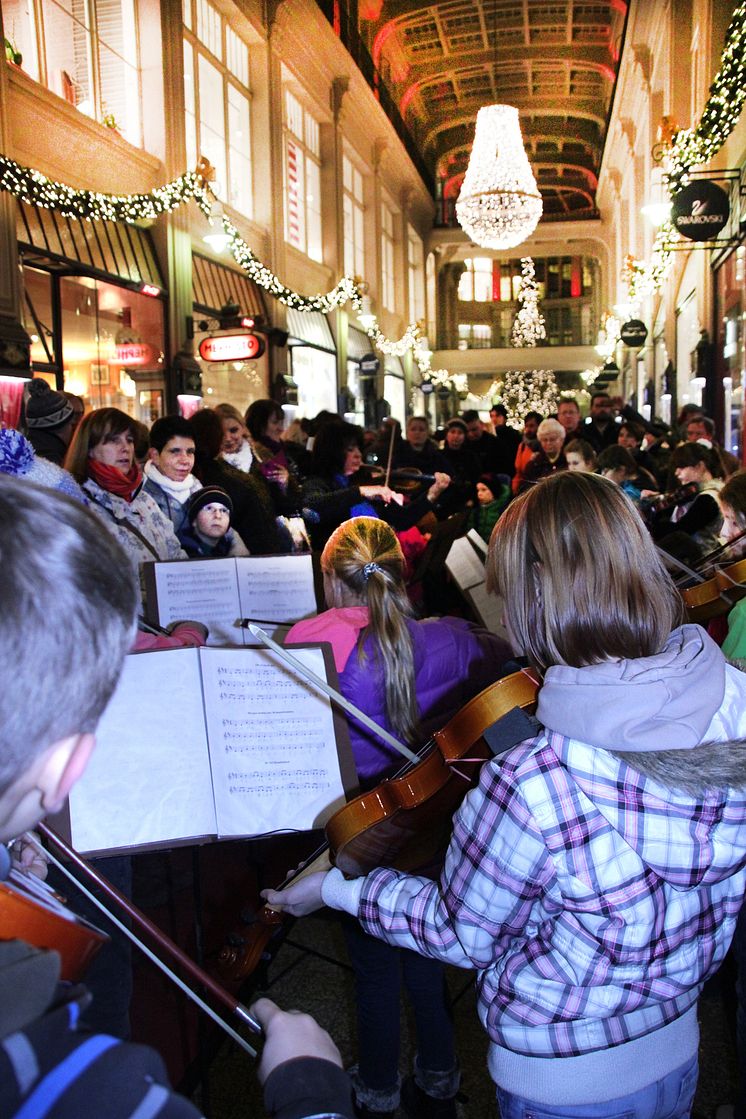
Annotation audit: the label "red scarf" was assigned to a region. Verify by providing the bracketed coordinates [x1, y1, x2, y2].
[87, 458, 143, 502]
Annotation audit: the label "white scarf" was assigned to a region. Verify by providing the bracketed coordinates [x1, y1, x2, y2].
[221, 439, 254, 474]
[144, 460, 197, 502]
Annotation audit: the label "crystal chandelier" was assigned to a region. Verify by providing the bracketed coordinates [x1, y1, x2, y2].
[456, 105, 543, 250]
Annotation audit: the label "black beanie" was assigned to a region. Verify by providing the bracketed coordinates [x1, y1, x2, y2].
[25, 379, 75, 430]
[186, 486, 233, 523]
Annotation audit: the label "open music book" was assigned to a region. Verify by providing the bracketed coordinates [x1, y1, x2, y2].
[53, 644, 356, 857]
[445, 530, 507, 640]
[143, 554, 318, 645]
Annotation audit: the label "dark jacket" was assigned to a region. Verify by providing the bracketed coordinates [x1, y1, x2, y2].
[517, 449, 568, 493]
[197, 458, 292, 554]
[302, 473, 436, 551]
[0, 937, 353, 1119]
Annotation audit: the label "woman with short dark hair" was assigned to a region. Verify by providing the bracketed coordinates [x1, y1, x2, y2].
[302, 420, 450, 551]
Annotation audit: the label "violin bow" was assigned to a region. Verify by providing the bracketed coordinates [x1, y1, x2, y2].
[33, 826, 262, 1055]
[383, 420, 396, 489]
[693, 526, 746, 576]
[247, 624, 419, 765]
[656, 546, 708, 586]
[658, 545, 742, 609]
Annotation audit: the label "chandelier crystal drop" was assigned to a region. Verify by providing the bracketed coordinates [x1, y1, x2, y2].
[456, 105, 543, 250]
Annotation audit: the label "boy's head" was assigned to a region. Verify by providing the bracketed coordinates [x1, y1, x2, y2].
[148, 416, 196, 483]
[187, 486, 233, 541]
[0, 478, 138, 841]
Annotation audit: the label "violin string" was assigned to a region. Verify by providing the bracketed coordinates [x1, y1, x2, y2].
[30, 836, 261, 1055]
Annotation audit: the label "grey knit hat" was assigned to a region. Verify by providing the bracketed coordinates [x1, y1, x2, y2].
[25, 379, 75, 430]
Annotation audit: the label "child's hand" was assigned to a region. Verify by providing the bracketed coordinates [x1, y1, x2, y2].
[261, 871, 327, 916]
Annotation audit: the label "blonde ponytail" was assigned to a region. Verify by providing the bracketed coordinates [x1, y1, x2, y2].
[322, 518, 420, 743]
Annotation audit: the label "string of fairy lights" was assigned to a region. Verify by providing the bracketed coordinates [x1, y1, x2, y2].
[0, 153, 458, 391]
[622, 0, 745, 309]
[1, 0, 742, 398]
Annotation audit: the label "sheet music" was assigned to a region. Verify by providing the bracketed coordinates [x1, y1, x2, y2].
[150, 559, 244, 646]
[468, 584, 510, 641]
[200, 646, 347, 837]
[236, 555, 317, 624]
[68, 649, 217, 853]
[445, 536, 486, 591]
[466, 528, 489, 557]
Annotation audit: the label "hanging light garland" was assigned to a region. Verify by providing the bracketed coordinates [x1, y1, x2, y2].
[665, 0, 745, 195]
[0, 153, 464, 387]
[511, 257, 546, 347]
[489, 370, 558, 427]
[622, 1, 745, 306]
[0, 153, 211, 222]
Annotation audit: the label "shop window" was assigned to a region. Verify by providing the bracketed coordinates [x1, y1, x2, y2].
[283, 91, 322, 262]
[6, 0, 143, 145]
[343, 154, 365, 279]
[184, 0, 252, 218]
[457, 323, 491, 349]
[21, 267, 166, 424]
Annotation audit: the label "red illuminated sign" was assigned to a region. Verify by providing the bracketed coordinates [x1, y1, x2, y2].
[198, 333, 266, 362]
[115, 342, 156, 367]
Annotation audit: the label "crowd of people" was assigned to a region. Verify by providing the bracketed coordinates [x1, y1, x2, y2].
[2, 377, 746, 1119]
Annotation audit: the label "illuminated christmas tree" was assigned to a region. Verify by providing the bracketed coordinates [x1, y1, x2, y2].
[490, 370, 558, 427]
[511, 257, 546, 348]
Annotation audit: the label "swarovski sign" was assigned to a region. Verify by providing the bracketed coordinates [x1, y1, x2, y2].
[671, 180, 730, 241]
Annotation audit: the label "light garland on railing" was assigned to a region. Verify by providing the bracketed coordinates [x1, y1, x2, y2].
[621, 1, 745, 306]
[0, 153, 461, 386]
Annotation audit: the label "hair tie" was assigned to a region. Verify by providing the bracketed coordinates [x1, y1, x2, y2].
[362, 561, 383, 582]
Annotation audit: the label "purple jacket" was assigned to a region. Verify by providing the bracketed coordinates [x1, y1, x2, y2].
[333, 614, 510, 780]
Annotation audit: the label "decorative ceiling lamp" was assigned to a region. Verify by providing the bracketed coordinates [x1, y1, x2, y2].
[456, 105, 542, 250]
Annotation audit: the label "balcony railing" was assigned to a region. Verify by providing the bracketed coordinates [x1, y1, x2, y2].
[315, 0, 434, 196]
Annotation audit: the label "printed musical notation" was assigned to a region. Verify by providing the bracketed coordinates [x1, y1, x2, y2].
[201, 645, 348, 836]
[67, 645, 352, 855]
[145, 555, 317, 647]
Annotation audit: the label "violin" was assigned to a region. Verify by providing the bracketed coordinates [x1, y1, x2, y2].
[670, 529, 746, 624]
[15, 826, 262, 1054]
[216, 668, 540, 981]
[0, 866, 107, 981]
[356, 464, 438, 492]
[639, 482, 699, 522]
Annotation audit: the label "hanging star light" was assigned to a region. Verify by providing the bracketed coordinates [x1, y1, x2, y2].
[456, 105, 543, 250]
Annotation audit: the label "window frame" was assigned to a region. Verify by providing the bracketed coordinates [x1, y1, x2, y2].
[183, 0, 253, 219]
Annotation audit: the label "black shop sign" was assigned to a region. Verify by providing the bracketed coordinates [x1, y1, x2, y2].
[620, 319, 648, 348]
[671, 180, 730, 241]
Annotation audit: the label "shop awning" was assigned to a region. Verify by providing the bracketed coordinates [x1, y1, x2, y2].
[192, 254, 266, 319]
[16, 200, 164, 288]
[347, 325, 371, 361]
[286, 308, 336, 353]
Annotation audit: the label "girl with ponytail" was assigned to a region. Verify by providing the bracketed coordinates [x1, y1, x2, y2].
[285, 517, 509, 1116]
